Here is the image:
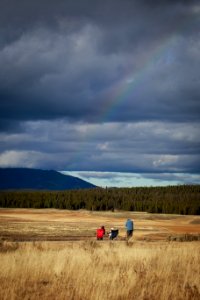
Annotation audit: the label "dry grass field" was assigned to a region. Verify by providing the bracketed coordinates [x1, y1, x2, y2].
[0, 209, 200, 300]
[0, 208, 200, 241]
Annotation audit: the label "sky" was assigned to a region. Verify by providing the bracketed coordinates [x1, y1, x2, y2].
[0, 0, 200, 187]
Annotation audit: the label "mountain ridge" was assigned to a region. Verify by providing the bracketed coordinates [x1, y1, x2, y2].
[0, 168, 96, 190]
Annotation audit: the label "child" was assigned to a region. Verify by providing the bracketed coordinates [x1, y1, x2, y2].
[96, 226, 105, 240]
[109, 228, 119, 240]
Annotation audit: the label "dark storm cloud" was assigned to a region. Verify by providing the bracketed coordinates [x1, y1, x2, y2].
[0, 0, 198, 49]
[0, 0, 199, 182]
[0, 0, 200, 128]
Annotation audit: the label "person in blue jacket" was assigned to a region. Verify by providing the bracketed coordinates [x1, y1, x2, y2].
[125, 218, 134, 239]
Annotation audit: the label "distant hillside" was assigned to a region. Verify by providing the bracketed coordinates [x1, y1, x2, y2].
[0, 168, 96, 190]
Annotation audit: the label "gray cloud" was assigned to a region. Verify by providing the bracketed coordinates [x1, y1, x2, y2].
[0, 1, 199, 184]
[0, 120, 199, 174]
[0, 1, 199, 125]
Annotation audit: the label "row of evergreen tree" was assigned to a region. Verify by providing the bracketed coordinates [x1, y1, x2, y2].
[0, 185, 200, 215]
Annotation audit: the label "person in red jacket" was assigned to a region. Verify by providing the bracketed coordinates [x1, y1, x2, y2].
[96, 226, 105, 240]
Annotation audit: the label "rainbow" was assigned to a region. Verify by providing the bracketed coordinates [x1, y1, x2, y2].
[98, 12, 199, 121]
[66, 13, 199, 169]
[98, 35, 177, 121]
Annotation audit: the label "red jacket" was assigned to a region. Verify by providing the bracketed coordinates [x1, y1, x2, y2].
[96, 228, 104, 238]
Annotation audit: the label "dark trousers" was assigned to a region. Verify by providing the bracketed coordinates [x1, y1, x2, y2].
[127, 230, 133, 238]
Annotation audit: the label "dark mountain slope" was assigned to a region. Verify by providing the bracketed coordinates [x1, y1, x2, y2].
[0, 168, 96, 190]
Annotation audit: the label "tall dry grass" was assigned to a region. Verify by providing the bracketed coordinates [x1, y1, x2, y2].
[0, 240, 199, 300]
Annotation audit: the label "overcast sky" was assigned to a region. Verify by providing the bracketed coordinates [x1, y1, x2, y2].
[0, 0, 200, 187]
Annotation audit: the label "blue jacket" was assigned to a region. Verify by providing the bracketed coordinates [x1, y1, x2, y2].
[125, 219, 134, 230]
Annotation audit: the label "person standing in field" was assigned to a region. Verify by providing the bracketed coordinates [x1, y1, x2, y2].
[125, 218, 134, 239]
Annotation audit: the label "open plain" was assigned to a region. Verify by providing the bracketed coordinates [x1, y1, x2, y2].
[0, 208, 200, 241]
[0, 209, 200, 300]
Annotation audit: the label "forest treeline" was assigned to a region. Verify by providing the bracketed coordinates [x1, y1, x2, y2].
[0, 185, 200, 215]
